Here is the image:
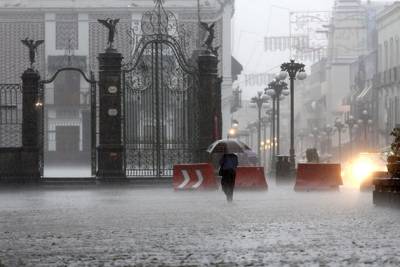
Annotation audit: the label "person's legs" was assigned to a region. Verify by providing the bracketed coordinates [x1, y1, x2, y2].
[221, 170, 237, 202]
[221, 171, 230, 199]
[229, 171, 236, 201]
[226, 170, 235, 202]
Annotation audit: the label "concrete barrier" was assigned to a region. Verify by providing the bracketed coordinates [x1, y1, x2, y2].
[173, 163, 217, 190]
[295, 163, 342, 191]
[235, 166, 268, 190]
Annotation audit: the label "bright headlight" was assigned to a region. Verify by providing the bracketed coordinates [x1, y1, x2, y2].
[351, 159, 374, 183]
[342, 153, 387, 188]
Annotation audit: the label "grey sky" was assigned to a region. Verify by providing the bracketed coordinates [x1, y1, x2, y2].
[232, 0, 392, 98]
[233, 0, 334, 74]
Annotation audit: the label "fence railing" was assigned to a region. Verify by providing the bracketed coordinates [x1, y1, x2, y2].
[0, 84, 22, 148]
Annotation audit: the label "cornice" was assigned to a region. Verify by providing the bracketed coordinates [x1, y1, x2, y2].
[0, 0, 222, 9]
[377, 2, 400, 23]
[0, 2, 228, 22]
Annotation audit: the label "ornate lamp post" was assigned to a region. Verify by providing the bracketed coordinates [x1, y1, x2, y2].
[227, 128, 236, 139]
[345, 115, 357, 155]
[265, 109, 274, 171]
[298, 129, 306, 159]
[251, 91, 269, 165]
[246, 123, 253, 147]
[227, 119, 239, 139]
[280, 59, 307, 169]
[265, 79, 289, 156]
[231, 119, 239, 129]
[310, 127, 320, 149]
[357, 110, 373, 149]
[261, 116, 271, 170]
[334, 119, 345, 162]
[324, 124, 334, 155]
[247, 122, 257, 149]
[265, 90, 276, 168]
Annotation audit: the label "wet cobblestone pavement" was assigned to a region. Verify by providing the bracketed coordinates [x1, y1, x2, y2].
[1, 186, 400, 266]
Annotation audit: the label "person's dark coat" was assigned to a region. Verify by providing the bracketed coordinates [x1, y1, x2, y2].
[219, 153, 238, 202]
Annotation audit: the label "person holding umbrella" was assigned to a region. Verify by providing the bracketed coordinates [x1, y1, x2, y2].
[207, 139, 248, 202]
[219, 147, 238, 202]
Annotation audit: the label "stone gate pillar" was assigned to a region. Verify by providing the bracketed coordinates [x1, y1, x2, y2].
[197, 50, 221, 162]
[97, 49, 125, 179]
[20, 68, 41, 180]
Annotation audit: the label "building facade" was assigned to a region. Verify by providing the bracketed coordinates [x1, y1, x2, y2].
[296, 0, 389, 159]
[375, 2, 400, 147]
[0, 0, 234, 167]
[325, 0, 369, 123]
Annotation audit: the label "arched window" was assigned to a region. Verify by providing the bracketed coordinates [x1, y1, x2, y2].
[390, 38, 394, 68]
[385, 41, 389, 71]
[379, 44, 383, 72]
[396, 37, 400, 66]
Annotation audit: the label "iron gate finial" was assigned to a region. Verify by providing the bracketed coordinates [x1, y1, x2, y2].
[98, 18, 120, 50]
[200, 22, 216, 53]
[21, 38, 44, 68]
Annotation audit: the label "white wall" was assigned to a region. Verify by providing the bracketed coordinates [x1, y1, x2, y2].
[376, 3, 400, 145]
[326, 0, 367, 120]
[377, 4, 400, 72]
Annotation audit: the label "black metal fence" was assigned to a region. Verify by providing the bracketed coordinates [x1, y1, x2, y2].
[0, 84, 23, 179]
[0, 84, 22, 147]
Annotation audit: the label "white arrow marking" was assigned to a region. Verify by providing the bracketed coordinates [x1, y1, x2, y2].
[192, 170, 204, 189]
[178, 170, 191, 189]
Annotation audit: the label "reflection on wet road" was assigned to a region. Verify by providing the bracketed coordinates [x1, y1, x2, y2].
[0, 187, 399, 266]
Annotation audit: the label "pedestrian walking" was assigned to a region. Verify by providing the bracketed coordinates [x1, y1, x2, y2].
[219, 152, 238, 202]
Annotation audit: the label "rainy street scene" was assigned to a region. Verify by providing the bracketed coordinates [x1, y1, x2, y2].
[2, 0, 400, 266]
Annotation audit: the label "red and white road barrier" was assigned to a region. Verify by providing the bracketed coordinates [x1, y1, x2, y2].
[173, 163, 217, 190]
[295, 163, 342, 191]
[235, 167, 268, 190]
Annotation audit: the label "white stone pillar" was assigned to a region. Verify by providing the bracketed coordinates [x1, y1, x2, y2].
[77, 13, 90, 104]
[44, 13, 56, 105]
[78, 14, 89, 57]
[45, 13, 56, 56]
[221, 1, 234, 138]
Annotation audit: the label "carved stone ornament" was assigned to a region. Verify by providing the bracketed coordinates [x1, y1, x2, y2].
[108, 109, 118, 116]
[108, 86, 118, 94]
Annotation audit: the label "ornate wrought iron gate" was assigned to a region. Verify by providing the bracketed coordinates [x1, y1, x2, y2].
[123, 1, 199, 178]
[38, 68, 98, 177]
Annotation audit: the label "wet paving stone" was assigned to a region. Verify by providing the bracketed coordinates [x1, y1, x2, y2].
[0, 187, 400, 266]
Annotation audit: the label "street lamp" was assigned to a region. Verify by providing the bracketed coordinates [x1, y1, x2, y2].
[227, 128, 236, 139]
[246, 122, 257, 149]
[357, 109, 373, 149]
[323, 124, 334, 155]
[261, 115, 271, 170]
[334, 119, 345, 163]
[265, 109, 275, 171]
[265, 95, 276, 169]
[227, 119, 239, 139]
[311, 127, 320, 149]
[280, 59, 307, 170]
[345, 115, 357, 155]
[298, 129, 306, 159]
[265, 78, 289, 156]
[251, 91, 269, 165]
[231, 119, 239, 129]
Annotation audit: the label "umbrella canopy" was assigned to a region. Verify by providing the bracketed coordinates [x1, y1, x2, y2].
[207, 139, 250, 154]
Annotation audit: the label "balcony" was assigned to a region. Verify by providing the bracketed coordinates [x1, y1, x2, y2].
[230, 89, 242, 113]
[375, 67, 400, 88]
